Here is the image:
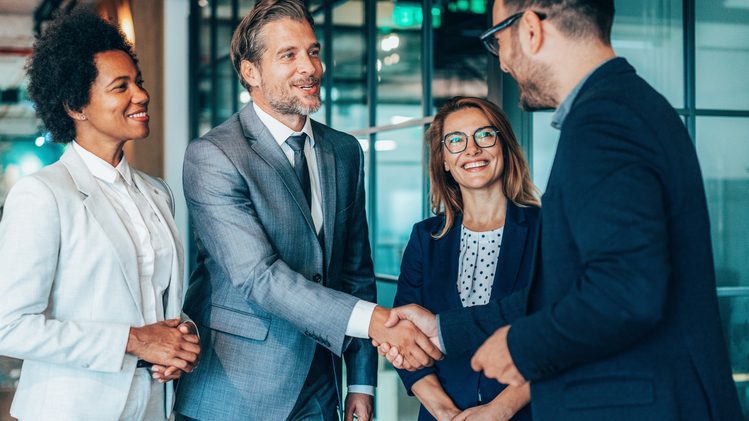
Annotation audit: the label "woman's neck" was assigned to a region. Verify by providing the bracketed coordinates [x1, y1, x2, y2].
[460, 188, 508, 232]
[75, 137, 125, 167]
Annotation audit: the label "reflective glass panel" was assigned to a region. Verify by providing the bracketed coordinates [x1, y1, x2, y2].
[696, 117, 749, 288]
[331, 1, 368, 130]
[432, 0, 488, 109]
[377, 0, 423, 126]
[374, 126, 425, 276]
[612, 0, 684, 107]
[696, 1, 749, 110]
[718, 294, 749, 418]
[530, 112, 558, 193]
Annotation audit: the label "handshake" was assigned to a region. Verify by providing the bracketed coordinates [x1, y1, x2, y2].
[367, 304, 527, 387]
[126, 318, 202, 383]
[366, 304, 443, 371]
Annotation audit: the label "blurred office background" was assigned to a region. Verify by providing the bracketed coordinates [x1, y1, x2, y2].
[0, 0, 747, 419]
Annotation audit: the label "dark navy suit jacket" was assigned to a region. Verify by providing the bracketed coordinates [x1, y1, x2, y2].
[439, 58, 742, 420]
[395, 203, 538, 421]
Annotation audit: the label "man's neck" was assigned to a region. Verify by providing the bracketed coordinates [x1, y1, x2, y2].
[253, 98, 306, 132]
[553, 43, 616, 105]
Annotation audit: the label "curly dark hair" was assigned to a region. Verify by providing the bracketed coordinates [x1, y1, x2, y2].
[26, 7, 138, 143]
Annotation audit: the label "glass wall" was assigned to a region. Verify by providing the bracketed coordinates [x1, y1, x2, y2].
[190, 0, 749, 418]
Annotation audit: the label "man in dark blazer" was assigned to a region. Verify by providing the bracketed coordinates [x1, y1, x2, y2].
[174, 1, 440, 420]
[383, 0, 743, 419]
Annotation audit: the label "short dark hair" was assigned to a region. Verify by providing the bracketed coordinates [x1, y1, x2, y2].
[230, 0, 314, 90]
[503, 0, 614, 43]
[26, 7, 138, 144]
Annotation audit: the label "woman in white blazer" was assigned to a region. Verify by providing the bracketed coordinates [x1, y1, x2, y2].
[0, 9, 199, 421]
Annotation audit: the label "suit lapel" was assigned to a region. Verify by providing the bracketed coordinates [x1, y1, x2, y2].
[239, 105, 316, 233]
[438, 215, 464, 309]
[490, 203, 529, 301]
[60, 148, 143, 318]
[313, 121, 336, 271]
[133, 172, 184, 318]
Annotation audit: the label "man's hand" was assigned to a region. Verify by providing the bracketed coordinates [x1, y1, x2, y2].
[470, 325, 526, 386]
[344, 392, 373, 421]
[371, 304, 441, 370]
[150, 322, 202, 382]
[368, 306, 443, 370]
[126, 319, 200, 373]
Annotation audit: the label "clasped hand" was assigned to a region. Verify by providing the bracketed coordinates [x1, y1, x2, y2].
[368, 304, 443, 371]
[126, 318, 201, 383]
[372, 307, 527, 386]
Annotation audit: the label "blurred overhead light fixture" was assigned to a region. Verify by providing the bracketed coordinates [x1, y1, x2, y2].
[117, 1, 136, 45]
[380, 34, 400, 52]
[724, 0, 749, 9]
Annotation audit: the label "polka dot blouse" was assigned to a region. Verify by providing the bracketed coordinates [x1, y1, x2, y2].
[457, 225, 504, 307]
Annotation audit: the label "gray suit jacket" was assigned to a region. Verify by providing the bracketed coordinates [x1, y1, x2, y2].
[175, 105, 377, 420]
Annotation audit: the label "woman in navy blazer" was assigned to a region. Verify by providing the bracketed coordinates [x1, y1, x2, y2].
[393, 97, 539, 421]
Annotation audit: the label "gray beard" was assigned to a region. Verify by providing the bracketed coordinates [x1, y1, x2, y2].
[268, 94, 321, 116]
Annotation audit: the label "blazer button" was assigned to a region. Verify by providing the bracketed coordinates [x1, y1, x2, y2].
[313, 274, 322, 283]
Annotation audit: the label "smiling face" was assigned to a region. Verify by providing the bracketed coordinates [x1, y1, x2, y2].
[247, 18, 323, 118]
[442, 107, 505, 194]
[77, 50, 150, 146]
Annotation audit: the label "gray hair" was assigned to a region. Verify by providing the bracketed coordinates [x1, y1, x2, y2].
[230, 0, 315, 90]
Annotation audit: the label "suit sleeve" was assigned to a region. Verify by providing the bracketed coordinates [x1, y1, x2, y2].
[507, 100, 670, 381]
[0, 176, 130, 372]
[340, 145, 378, 387]
[183, 139, 358, 356]
[393, 225, 438, 394]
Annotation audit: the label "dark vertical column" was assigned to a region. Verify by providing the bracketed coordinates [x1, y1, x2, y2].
[210, 0, 219, 126]
[231, 0, 240, 114]
[366, 0, 378, 268]
[683, 0, 696, 141]
[324, 2, 334, 125]
[421, 0, 434, 218]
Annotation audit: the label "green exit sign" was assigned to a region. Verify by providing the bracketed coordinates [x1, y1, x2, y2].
[392, 4, 443, 28]
[448, 0, 487, 14]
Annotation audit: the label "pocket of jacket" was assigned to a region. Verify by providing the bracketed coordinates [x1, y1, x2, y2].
[206, 305, 270, 341]
[564, 375, 654, 410]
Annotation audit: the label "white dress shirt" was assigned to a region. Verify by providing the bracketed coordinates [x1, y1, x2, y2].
[253, 104, 376, 395]
[73, 142, 173, 420]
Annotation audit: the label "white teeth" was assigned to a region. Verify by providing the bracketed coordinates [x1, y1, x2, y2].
[128, 112, 147, 118]
[464, 161, 488, 169]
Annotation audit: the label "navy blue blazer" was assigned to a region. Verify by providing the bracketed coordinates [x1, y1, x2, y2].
[439, 58, 742, 420]
[394, 203, 538, 421]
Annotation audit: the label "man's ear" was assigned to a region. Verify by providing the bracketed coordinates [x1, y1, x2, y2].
[240, 59, 261, 89]
[520, 10, 545, 55]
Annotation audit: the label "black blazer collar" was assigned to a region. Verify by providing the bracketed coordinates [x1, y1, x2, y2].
[437, 203, 532, 307]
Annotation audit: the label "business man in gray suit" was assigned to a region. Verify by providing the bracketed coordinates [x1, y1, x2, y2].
[174, 1, 441, 420]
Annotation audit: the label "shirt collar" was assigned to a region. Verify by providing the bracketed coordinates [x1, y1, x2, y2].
[551, 56, 617, 130]
[253, 102, 316, 148]
[72, 141, 133, 185]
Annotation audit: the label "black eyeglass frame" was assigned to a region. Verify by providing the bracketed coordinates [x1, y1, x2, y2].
[479, 10, 547, 56]
[442, 125, 501, 154]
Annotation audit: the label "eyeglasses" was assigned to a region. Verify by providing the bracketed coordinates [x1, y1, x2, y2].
[442, 126, 500, 154]
[479, 11, 547, 56]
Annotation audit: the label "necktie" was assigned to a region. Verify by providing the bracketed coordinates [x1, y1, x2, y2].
[286, 134, 312, 207]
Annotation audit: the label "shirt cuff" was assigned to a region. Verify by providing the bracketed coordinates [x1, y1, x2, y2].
[436, 314, 447, 355]
[345, 300, 377, 339]
[348, 385, 375, 396]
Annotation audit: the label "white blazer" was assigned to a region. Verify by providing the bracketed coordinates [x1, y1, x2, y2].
[0, 147, 185, 420]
